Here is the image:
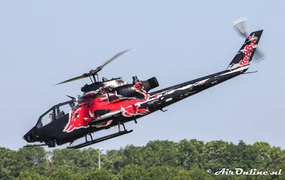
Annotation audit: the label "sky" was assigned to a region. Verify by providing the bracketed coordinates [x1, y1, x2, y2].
[0, 1, 284, 152]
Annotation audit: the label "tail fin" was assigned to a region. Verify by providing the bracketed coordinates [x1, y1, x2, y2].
[227, 30, 263, 70]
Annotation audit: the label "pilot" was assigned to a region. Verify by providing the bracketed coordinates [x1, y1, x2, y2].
[49, 113, 54, 122]
[49, 113, 53, 119]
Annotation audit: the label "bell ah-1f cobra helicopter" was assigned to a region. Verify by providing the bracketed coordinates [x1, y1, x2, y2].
[24, 19, 264, 149]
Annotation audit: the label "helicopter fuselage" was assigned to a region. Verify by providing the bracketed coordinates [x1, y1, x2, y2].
[23, 30, 263, 148]
[23, 65, 248, 147]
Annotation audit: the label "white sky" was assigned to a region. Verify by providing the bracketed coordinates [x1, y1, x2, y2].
[0, 1, 284, 151]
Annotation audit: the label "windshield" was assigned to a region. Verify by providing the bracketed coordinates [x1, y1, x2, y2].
[36, 100, 75, 128]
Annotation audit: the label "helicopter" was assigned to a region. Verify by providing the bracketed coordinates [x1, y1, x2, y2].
[24, 20, 264, 149]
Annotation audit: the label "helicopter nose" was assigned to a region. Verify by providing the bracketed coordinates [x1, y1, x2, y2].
[23, 126, 39, 143]
[23, 133, 33, 142]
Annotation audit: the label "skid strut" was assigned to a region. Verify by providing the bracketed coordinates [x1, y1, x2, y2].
[68, 123, 133, 149]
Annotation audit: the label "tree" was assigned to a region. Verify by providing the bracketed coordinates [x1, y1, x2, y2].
[266, 147, 285, 170]
[117, 164, 149, 180]
[252, 142, 272, 169]
[177, 139, 205, 170]
[203, 140, 230, 172]
[16, 146, 47, 176]
[0, 147, 17, 179]
[141, 140, 180, 167]
[104, 148, 125, 174]
[1, 139, 285, 179]
[148, 166, 192, 180]
[51, 148, 99, 173]
[83, 169, 114, 180]
[189, 167, 212, 180]
[15, 170, 45, 180]
[49, 167, 80, 180]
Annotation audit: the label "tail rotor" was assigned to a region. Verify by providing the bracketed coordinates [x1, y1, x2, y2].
[232, 17, 266, 62]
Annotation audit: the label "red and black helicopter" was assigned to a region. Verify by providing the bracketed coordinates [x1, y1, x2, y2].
[24, 19, 264, 148]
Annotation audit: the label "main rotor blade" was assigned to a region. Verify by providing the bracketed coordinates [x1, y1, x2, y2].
[55, 49, 131, 85]
[55, 73, 89, 85]
[89, 48, 132, 76]
[101, 48, 131, 70]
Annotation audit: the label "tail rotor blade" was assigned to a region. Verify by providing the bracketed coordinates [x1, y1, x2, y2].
[232, 17, 266, 63]
[232, 17, 248, 38]
[253, 49, 266, 63]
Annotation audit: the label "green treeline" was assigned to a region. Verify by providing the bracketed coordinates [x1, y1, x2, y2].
[0, 139, 284, 180]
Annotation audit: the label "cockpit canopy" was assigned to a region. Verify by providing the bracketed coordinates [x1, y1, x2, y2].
[36, 100, 75, 128]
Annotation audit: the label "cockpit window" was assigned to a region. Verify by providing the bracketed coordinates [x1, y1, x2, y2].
[37, 109, 55, 128]
[36, 100, 75, 128]
[55, 103, 73, 119]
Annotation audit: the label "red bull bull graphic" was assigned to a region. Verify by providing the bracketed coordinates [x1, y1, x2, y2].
[63, 82, 150, 133]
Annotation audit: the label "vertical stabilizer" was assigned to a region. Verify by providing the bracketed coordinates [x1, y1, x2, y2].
[227, 30, 263, 70]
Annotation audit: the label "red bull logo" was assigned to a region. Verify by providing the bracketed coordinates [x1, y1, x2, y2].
[239, 36, 258, 66]
[63, 107, 89, 132]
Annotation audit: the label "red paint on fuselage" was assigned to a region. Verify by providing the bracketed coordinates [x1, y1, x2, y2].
[64, 82, 150, 133]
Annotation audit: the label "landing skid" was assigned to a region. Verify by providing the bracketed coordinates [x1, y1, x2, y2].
[68, 124, 133, 149]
